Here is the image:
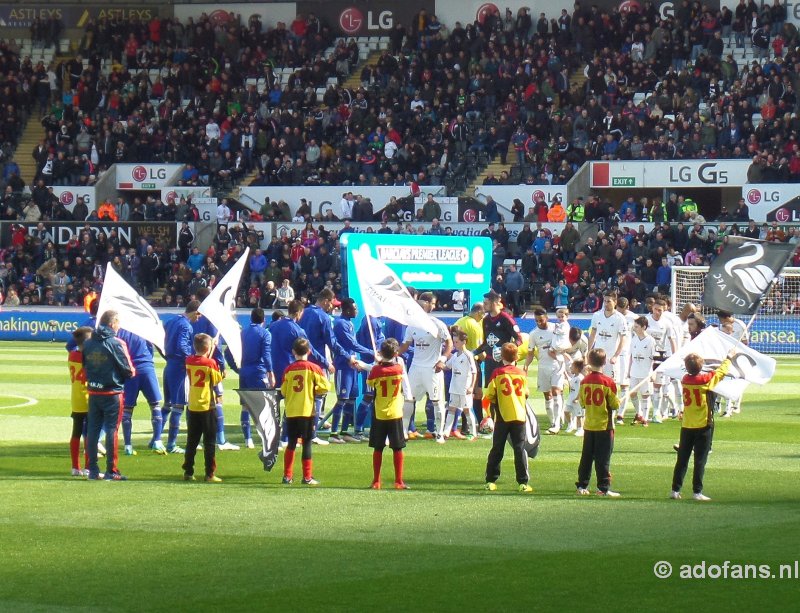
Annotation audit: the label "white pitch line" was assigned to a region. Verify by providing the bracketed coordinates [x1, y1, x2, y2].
[0, 394, 39, 410]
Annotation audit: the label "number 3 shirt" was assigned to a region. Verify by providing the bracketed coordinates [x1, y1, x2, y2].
[485, 365, 528, 423]
[186, 355, 224, 412]
[367, 363, 404, 421]
[579, 371, 619, 431]
[281, 359, 332, 418]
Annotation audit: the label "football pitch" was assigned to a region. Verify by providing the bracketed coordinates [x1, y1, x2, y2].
[1, 341, 799, 611]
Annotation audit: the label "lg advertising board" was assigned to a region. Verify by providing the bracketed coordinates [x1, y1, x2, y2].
[298, 0, 435, 37]
[50, 186, 96, 213]
[591, 160, 750, 188]
[116, 164, 183, 190]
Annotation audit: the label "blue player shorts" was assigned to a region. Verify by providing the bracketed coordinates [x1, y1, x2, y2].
[163, 360, 188, 407]
[336, 366, 358, 400]
[124, 365, 162, 408]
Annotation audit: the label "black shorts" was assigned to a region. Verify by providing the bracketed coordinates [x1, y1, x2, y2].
[285, 416, 314, 442]
[369, 418, 406, 451]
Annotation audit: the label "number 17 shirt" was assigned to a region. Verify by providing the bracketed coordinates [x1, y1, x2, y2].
[485, 365, 528, 422]
[367, 363, 405, 420]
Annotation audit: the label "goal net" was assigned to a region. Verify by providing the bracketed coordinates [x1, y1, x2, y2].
[671, 266, 800, 354]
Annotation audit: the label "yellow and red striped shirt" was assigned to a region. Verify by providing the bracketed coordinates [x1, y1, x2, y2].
[681, 359, 730, 429]
[280, 360, 331, 418]
[580, 371, 619, 431]
[185, 355, 223, 412]
[485, 364, 528, 422]
[367, 363, 405, 420]
[67, 349, 88, 413]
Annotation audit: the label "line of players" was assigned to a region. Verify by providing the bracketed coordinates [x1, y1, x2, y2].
[523, 291, 749, 437]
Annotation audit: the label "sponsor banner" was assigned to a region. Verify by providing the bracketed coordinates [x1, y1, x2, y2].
[591, 160, 750, 188]
[173, 3, 298, 28]
[160, 186, 211, 204]
[239, 185, 446, 221]
[0, 5, 161, 28]
[116, 164, 183, 190]
[51, 186, 96, 213]
[470, 186, 567, 222]
[433, 1, 709, 32]
[0, 221, 177, 249]
[742, 184, 800, 223]
[298, 0, 435, 37]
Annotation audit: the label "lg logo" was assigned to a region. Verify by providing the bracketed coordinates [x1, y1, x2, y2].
[132, 165, 148, 182]
[747, 189, 762, 204]
[476, 3, 499, 25]
[669, 163, 728, 184]
[59, 191, 74, 205]
[532, 190, 545, 203]
[339, 7, 363, 34]
[463, 209, 477, 222]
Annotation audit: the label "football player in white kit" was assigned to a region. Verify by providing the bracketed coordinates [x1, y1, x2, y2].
[645, 298, 677, 423]
[628, 316, 656, 426]
[615, 297, 638, 424]
[587, 292, 629, 386]
[717, 310, 748, 416]
[398, 292, 453, 442]
[524, 307, 568, 434]
[443, 329, 478, 440]
[659, 297, 692, 419]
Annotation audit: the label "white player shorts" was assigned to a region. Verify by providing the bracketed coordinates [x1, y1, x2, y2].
[537, 360, 566, 393]
[447, 393, 472, 410]
[566, 399, 584, 417]
[408, 364, 444, 402]
[630, 376, 653, 397]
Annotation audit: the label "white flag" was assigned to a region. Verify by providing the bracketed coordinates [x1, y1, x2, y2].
[351, 247, 438, 336]
[198, 247, 249, 368]
[236, 388, 281, 471]
[656, 326, 776, 400]
[97, 263, 165, 352]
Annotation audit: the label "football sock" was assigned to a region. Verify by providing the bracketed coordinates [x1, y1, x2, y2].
[240, 409, 251, 442]
[69, 437, 80, 470]
[444, 411, 456, 436]
[151, 406, 164, 443]
[545, 398, 554, 427]
[167, 407, 183, 448]
[436, 402, 447, 436]
[552, 395, 563, 430]
[121, 408, 133, 446]
[331, 402, 343, 433]
[472, 396, 483, 424]
[617, 389, 628, 418]
[642, 397, 651, 421]
[214, 404, 225, 444]
[652, 394, 662, 419]
[425, 398, 435, 433]
[340, 401, 355, 434]
[372, 450, 382, 483]
[403, 400, 415, 434]
[302, 459, 313, 481]
[451, 410, 462, 433]
[283, 448, 295, 480]
[464, 408, 477, 437]
[355, 398, 372, 433]
[393, 450, 404, 484]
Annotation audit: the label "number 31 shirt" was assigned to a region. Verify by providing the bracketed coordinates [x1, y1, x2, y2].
[280, 359, 331, 418]
[367, 363, 404, 421]
[485, 365, 528, 423]
[185, 355, 224, 412]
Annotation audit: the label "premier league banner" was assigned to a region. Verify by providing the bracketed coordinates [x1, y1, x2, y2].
[703, 237, 796, 315]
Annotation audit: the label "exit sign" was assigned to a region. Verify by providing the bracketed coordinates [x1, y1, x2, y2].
[612, 177, 636, 187]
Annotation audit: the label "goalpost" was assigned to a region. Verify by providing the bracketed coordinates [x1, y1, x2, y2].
[671, 266, 800, 354]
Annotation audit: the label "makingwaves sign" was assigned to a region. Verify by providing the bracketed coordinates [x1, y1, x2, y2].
[0, 221, 177, 249]
[742, 184, 800, 223]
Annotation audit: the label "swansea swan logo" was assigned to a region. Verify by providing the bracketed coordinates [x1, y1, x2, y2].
[723, 241, 776, 295]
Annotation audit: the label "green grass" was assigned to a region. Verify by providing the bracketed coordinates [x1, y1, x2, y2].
[1, 341, 799, 611]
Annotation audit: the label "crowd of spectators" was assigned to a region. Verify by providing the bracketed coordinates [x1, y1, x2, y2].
[3, 2, 800, 312]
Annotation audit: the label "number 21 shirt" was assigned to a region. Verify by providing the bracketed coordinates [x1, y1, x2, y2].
[485, 365, 528, 422]
[281, 360, 332, 418]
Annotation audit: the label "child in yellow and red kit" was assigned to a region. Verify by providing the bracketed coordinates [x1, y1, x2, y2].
[183, 333, 224, 482]
[68, 327, 93, 477]
[280, 338, 331, 486]
[367, 338, 409, 490]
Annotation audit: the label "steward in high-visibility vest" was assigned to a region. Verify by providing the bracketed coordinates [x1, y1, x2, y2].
[547, 200, 567, 222]
[567, 200, 585, 221]
[679, 198, 698, 221]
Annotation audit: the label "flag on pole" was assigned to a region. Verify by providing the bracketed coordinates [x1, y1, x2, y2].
[236, 389, 281, 471]
[350, 247, 438, 336]
[703, 236, 796, 314]
[97, 263, 165, 353]
[655, 326, 776, 400]
[198, 247, 249, 368]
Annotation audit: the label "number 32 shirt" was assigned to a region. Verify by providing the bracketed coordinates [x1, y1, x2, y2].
[185, 355, 224, 412]
[485, 365, 528, 423]
[281, 360, 332, 418]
